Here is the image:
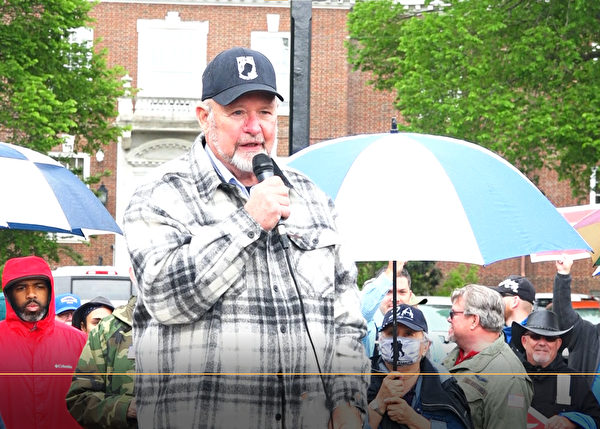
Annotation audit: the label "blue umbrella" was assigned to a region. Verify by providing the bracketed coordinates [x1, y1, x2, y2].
[0, 141, 122, 237]
[286, 132, 589, 265]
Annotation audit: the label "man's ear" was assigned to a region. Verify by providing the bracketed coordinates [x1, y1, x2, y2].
[471, 314, 480, 330]
[196, 103, 210, 129]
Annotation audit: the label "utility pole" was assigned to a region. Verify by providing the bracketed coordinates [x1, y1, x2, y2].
[289, 0, 312, 155]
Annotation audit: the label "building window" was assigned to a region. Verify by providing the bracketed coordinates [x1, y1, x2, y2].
[49, 152, 91, 180]
[67, 27, 94, 69]
[137, 12, 208, 98]
[251, 31, 291, 116]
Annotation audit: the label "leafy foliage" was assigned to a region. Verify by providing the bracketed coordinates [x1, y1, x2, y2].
[0, 230, 86, 276]
[357, 260, 442, 295]
[437, 264, 480, 296]
[407, 261, 442, 295]
[0, 0, 126, 264]
[347, 0, 600, 196]
[357, 261, 388, 289]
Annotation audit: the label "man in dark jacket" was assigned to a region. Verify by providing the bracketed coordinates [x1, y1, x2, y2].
[552, 254, 600, 403]
[0, 255, 87, 429]
[368, 304, 473, 429]
[513, 309, 600, 429]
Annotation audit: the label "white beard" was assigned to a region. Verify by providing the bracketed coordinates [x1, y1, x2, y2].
[206, 115, 266, 173]
[531, 350, 553, 366]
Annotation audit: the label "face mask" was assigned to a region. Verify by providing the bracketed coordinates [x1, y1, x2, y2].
[379, 336, 423, 366]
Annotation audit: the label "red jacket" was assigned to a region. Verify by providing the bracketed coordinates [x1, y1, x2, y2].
[0, 256, 86, 429]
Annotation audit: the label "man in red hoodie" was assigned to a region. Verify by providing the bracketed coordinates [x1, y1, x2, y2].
[0, 255, 86, 429]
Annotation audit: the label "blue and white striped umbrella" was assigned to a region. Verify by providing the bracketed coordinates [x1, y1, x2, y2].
[0, 142, 122, 237]
[286, 133, 589, 265]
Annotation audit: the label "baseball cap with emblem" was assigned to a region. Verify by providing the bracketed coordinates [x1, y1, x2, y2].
[493, 275, 536, 304]
[381, 304, 428, 333]
[202, 47, 284, 105]
[55, 293, 81, 315]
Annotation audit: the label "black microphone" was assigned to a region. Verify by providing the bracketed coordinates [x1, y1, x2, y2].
[251, 153, 289, 247]
[252, 153, 275, 182]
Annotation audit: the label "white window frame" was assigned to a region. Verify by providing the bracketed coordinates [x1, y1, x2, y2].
[67, 27, 94, 69]
[251, 31, 291, 116]
[137, 12, 208, 98]
[69, 27, 93, 48]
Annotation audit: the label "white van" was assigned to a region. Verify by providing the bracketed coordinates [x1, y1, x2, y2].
[52, 266, 135, 308]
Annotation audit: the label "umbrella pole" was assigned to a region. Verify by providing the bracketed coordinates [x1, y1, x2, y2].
[392, 260, 398, 371]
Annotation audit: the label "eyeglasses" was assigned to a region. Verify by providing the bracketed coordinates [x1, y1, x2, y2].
[525, 333, 559, 342]
[448, 310, 466, 319]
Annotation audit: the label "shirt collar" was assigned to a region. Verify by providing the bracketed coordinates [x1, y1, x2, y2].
[204, 144, 250, 198]
[455, 349, 480, 365]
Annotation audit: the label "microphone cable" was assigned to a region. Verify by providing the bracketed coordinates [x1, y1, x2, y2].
[277, 227, 335, 424]
[252, 154, 335, 423]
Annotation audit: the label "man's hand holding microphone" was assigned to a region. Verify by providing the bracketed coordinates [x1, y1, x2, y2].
[245, 153, 290, 233]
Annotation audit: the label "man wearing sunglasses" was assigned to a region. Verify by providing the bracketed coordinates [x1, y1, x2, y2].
[442, 284, 532, 429]
[513, 309, 600, 429]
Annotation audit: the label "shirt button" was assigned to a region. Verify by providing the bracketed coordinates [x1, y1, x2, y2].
[273, 285, 279, 293]
[276, 413, 282, 421]
[280, 325, 287, 333]
[247, 231, 255, 238]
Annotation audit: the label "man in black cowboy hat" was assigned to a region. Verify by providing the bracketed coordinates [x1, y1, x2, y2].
[513, 309, 600, 429]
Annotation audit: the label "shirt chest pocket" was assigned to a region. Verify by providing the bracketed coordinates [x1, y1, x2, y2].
[286, 228, 339, 299]
[459, 376, 487, 425]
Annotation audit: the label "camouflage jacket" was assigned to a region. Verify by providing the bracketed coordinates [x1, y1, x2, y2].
[67, 295, 137, 428]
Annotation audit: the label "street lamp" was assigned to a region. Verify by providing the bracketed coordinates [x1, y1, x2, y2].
[97, 183, 108, 206]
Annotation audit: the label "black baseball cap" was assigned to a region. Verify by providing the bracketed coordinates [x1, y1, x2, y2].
[381, 304, 428, 333]
[202, 47, 284, 105]
[493, 275, 536, 304]
[72, 296, 114, 330]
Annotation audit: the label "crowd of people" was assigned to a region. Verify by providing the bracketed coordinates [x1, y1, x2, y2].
[1, 46, 600, 429]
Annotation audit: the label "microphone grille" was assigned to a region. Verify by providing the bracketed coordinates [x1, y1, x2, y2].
[252, 153, 273, 177]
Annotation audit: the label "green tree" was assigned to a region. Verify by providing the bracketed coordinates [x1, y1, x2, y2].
[437, 264, 480, 296]
[347, 0, 600, 197]
[407, 261, 442, 296]
[357, 261, 387, 289]
[357, 260, 442, 295]
[0, 0, 126, 265]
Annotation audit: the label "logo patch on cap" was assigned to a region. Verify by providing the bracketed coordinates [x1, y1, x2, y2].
[237, 56, 258, 80]
[498, 278, 520, 293]
[61, 295, 79, 305]
[400, 307, 414, 320]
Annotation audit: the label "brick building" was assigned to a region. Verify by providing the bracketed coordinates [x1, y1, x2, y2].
[60, 0, 598, 295]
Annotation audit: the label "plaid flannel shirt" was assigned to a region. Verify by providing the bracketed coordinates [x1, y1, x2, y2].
[123, 138, 369, 429]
